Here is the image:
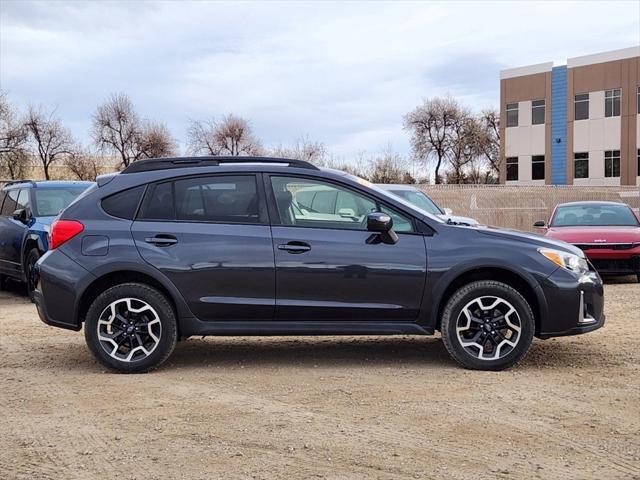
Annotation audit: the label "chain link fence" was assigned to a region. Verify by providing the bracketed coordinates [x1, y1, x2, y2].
[421, 184, 640, 231]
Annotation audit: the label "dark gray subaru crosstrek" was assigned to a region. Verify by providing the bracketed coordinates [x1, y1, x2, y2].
[33, 156, 604, 372]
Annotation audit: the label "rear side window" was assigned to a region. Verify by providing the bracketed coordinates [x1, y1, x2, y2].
[1, 190, 18, 216]
[102, 185, 145, 220]
[138, 175, 260, 224]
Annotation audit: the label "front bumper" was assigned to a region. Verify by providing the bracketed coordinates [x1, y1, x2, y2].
[536, 268, 605, 339]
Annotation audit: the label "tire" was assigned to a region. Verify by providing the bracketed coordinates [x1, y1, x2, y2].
[25, 248, 40, 301]
[84, 283, 177, 373]
[440, 280, 535, 371]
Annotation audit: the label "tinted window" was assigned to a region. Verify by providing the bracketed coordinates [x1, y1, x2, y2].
[506, 157, 518, 181]
[574, 152, 589, 179]
[1, 190, 18, 216]
[0, 191, 6, 214]
[102, 185, 145, 220]
[551, 204, 638, 227]
[532, 99, 545, 125]
[532, 155, 545, 180]
[506, 103, 518, 127]
[139, 182, 175, 220]
[605, 89, 620, 117]
[271, 176, 414, 232]
[32, 188, 87, 216]
[604, 150, 620, 178]
[575, 93, 589, 120]
[174, 176, 259, 223]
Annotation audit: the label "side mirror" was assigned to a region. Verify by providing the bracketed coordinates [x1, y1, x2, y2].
[367, 212, 398, 245]
[12, 208, 29, 224]
[533, 220, 547, 228]
[443, 207, 453, 215]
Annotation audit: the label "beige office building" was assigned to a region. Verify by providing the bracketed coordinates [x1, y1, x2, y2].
[499, 46, 640, 186]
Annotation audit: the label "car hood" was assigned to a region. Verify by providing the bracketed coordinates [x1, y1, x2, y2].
[545, 226, 640, 244]
[438, 213, 479, 226]
[476, 225, 584, 255]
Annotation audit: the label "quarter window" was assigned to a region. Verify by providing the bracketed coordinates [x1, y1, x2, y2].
[270, 176, 414, 232]
[604, 150, 620, 178]
[1, 189, 18, 216]
[574, 152, 589, 179]
[506, 103, 518, 127]
[531, 100, 545, 125]
[605, 89, 621, 117]
[574, 93, 589, 120]
[531, 155, 545, 180]
[102, 186, 145, 220]
[16, 189, 29, 210]
[506, 157, 518, 181]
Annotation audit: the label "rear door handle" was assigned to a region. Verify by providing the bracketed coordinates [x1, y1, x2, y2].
[277, 241, 311, 254]
[145, 234, 178, 247]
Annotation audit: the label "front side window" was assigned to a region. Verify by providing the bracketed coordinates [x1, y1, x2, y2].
[506, 103, 518, 127]
[506, 157, 518, 181]
[270, 176, 414, 232]
[574, 93, 589, 120]
[1, 189, 18, 216]
[139, 175, 260, 223]
[605, 89, 621, 117]
[389, 190, 442, 215]
[604, 150, 621, 178]
[532, 99, 545, 125]
[531, 155, 545, 180]
[574, 152, 589, 179]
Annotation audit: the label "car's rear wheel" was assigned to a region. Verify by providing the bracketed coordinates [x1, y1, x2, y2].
[25, 248, 40, 301]
[440, 280, 534, 371]
[84, 283, 177, 373]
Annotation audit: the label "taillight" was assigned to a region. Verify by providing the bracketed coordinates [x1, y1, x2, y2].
[49, 220, 84, 250]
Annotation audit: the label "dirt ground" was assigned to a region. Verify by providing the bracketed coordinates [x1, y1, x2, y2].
[0, 280, 639, 480]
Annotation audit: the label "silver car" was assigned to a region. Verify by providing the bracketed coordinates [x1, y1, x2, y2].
[376, 184, 479, 226]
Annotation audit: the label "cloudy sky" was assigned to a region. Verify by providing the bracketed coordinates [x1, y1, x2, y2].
[1, 0, 639, 160]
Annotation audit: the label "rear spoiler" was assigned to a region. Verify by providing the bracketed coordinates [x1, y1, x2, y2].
[96, 173, 117, 187]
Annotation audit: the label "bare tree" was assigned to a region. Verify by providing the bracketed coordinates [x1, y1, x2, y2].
[64, 150, 103, 181]
[447, 110, 482, 184]
[478, 109, 500, 177]
[366, 146, 415, 184]
[404, 96, 461, 184]
[92, 93, 176, 168]
[0, 91, 30, 179]
[24, 105, 75, 180]
[187, 114, 263, 156]
[270, 136, 328, 165]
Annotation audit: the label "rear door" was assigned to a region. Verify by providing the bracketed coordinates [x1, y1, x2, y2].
[267, 175, 427, 322]
[131, 174, 275, 322]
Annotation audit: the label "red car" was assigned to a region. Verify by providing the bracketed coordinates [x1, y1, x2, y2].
[535, 201, 640, 282]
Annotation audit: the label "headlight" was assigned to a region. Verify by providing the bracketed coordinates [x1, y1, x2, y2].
[538, 248, 589, 275]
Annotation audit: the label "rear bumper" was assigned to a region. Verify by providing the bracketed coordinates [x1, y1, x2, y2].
[32, 249, 94, 331]
[537, 268, 605, 339]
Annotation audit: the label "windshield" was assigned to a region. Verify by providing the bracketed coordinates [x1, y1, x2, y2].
[388, 189, 443, 215]
[551, 204, 639, 227]
[33, 188, 89, 217]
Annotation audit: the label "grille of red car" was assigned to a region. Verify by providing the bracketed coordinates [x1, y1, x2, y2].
[573, 243, 639, 251]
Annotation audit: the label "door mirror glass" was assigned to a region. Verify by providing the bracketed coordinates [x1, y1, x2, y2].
[12, 208, 28, 223]
[533, 220, 546, 228]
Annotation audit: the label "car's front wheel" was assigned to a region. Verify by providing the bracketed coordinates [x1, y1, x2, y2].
[440, 280, 535, 371]
[84, 283, 177, 373]
[25, 248, 40, 301]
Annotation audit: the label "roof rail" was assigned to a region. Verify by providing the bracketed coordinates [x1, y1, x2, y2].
[121, 156, 320, 174]
[1, 179, 37, 188]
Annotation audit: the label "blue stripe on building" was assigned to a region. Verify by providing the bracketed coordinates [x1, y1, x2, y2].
[551, 66, 567, 185]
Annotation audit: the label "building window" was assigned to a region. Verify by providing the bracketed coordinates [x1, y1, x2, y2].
[506, 103, 518, 127]
[506, 157, 518, 181]
[532, 100, 545, 125]
[605, 89, 621, 117]
[531, 155, 545, 180]
[604, 150, 620, 178]
[574, 93, 589, 120]
[574, 152, 589, 179]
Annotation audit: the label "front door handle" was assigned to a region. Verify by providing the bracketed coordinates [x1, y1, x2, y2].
[145, 234, 178, 247]
[277, 241, 311, 254]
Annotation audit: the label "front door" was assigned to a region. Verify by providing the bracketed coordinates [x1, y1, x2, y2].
[131, 174, 275, 322]
[267, 175, 427, 322]
[0, 189, 29, 277]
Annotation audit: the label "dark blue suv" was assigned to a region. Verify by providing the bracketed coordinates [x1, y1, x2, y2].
[0, 180, 92, 296]
[33, 157, 604, 373]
